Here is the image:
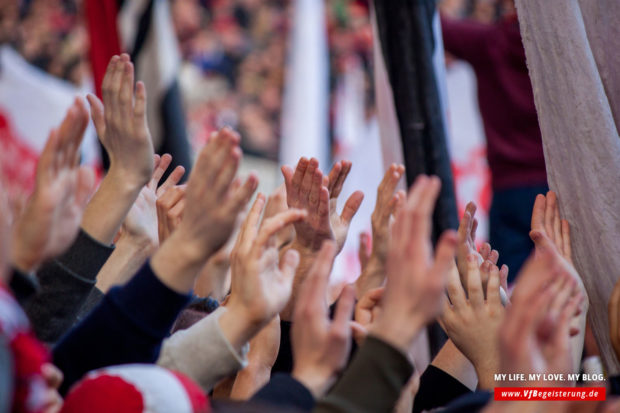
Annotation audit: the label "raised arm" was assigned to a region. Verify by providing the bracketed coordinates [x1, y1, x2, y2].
[82, 54, 155, 245]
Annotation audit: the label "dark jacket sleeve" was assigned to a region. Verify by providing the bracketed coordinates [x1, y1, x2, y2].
[313, 336, 413, 413]
[441, 15, 493, 67]
[610, 375, 620, 395]
[53, 261, 191, 395]
[8, 268, 39, 307]
[75, 287, 105, 323]
[440, 391, 491, 413]
[252, 373, 315, 412]
[413, 364, 472, 413]
[24, 229, 114, 344]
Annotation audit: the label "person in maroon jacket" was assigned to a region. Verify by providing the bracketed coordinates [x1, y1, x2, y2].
[441, 2, 548, 281]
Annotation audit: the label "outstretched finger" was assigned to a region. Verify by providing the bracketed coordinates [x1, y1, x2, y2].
[531, 194, 546, 234]
[544, 192, 556, 244]
[157, 165, 185, 196]
[326, 161, 342, 195]
[341, 191, 364, 224]
[331, 160, 352, 199]
[255, 209, 307, 252]
[331, 284, 356, 338]
[235, 193, 266, 251]
[466, 254, 484, 307]
[150, 154, 172, 189]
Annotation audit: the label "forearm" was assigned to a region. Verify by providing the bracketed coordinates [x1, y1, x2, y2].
[280, 241, 318, 321]
[150, 231, 209, 294]
[431, 339, 477, 391]
[24, 229, 114, 343]
[81, 170, 143, 245]
[157, 306, 249, 392]
[314, 336, 413, 413]
[54, 261, 191, 395]
[231, 364, 272, 400]
[95, 235, 154, 293]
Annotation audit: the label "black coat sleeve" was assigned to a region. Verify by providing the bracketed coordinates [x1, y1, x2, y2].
[24, 229, 114, 344]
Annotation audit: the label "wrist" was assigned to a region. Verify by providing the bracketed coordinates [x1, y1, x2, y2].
[219, 304, 264, 352]
[369, 316, 424, 355]
[291, 367, 333, 399]
[10, 244, 41, 273]
[116, 234, 157, 259]
[105, 166, 149, 193]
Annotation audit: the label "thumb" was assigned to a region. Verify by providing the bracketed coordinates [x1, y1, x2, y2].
[86, 94, 106, 139]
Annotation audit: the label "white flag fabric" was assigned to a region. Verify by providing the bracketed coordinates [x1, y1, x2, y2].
[515, 0, 617, 372]
[0, 46, 99, 199]
[279, 0, 330, 170]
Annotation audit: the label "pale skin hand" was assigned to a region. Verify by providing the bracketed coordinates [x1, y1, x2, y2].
[120, 153, 185, 252]
[291, 241, 356, 398]
[11, 99, 95, 272]
[530, 191, 587, 369]
[150, 127, 258, 294]
[370, 176, 458, 355]
[95, 155, 184, 293]
[355, 163, 405, 298]
[219, 194, 306, 352]
[440, 254, 505, 390]
[499, 250, 583, 388]
[325, 160, 364, 252]
[82, 54, 155, 245]
[350, 286, 383, 345]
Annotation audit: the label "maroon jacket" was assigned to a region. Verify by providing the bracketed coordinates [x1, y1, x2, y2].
[441, 14, 547, 190]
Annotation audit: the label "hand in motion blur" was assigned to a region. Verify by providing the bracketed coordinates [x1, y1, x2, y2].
[370, 175, 457, 355]
[11, 98, 95, 272]
[150, 127, 257, 293]
[355, 164, 405, 298]
[291, 241, 356, 398]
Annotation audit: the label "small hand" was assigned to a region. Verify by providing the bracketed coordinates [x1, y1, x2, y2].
[121, 153, 185, 249]
[440, 255, 505, 389]
[350, 286, 383, 345]
[11, 99, 95, 272]
[325, 160, 364, 252]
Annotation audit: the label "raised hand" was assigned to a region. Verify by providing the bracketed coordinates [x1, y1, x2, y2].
[281, 157, 332, 252]
[227, 194, 306, 328]
[325, 160, 364, 252]
[370, 176, 457, 354]
[291, 241, 356, 398]
[150, 127, 257, 293]
[82, 54, 156, 245]
[11, 99, 95, 272]
[121, 154, 185, 251]
[355, 164, 405, 297]
[156, 184, 186, 243]
[499, 250, 584, 387]
[87, 54, 154, 187]
[440, 255, 506, 389]
[530, 191, 573, 265]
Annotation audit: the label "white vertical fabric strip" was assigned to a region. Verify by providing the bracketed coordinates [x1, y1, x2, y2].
[117, 0, 181, 150]
[515, 0, 618, 372]
[370, 4, 405, 192]
[279, 0, 330, 170]
[100, 365, 194, 413]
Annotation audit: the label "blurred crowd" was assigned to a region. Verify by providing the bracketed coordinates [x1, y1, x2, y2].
[0, 0, 516, 161]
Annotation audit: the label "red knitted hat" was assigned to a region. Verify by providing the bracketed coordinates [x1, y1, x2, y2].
[61, 364, 210, 413]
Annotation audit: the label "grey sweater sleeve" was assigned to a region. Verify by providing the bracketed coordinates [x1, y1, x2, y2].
[157, 306, 249, 392]
[313, 336, 414, 413]
[23, 229, 114, 344]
